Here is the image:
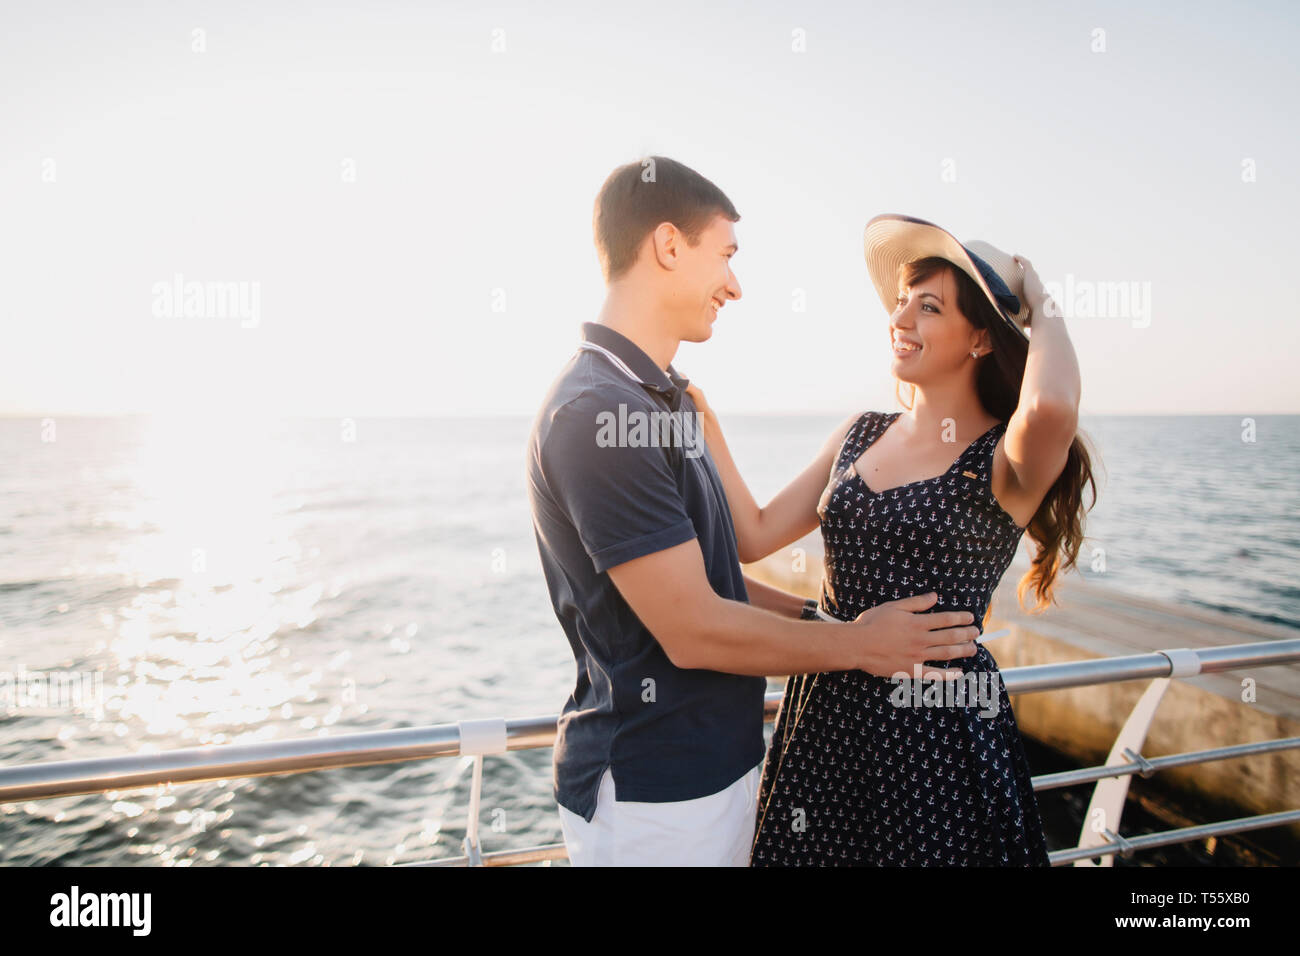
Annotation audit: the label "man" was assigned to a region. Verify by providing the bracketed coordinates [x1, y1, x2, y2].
[526, 156, 980, 866]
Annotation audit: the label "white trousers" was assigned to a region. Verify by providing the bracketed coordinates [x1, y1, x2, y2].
[557, 763, 761, 866]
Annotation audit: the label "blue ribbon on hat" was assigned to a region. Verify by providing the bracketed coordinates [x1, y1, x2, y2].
[964, 247, 1022, 318]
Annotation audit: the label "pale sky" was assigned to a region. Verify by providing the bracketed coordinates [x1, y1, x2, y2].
[2, 0, 1297, 418]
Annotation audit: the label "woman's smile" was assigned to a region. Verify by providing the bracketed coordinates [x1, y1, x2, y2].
[892, 334, 922, 356]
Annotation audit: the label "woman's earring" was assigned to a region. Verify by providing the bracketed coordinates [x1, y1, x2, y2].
[970, 350, 978, 359]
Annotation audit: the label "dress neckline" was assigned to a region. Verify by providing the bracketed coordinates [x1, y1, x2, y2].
[847, 411, 1004, 498]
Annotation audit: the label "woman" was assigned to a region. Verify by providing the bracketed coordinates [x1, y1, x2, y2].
[688, 214, 1096, 866]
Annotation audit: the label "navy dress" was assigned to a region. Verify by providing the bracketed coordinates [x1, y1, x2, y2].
[750, 411, 1051, 867]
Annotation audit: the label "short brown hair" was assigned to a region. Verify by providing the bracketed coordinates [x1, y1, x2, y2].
[593, 156, 740, 282]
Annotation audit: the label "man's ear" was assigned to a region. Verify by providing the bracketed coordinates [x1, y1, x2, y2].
[650, 221, 680, 271]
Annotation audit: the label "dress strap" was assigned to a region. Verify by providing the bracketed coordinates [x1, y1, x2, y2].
[966, 420, 1008, 468]
[965, 421, 1025, 530]
[832, 411, 878, 475]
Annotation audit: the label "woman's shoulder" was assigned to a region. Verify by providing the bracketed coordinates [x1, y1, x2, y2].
[823, 410, 886, 458]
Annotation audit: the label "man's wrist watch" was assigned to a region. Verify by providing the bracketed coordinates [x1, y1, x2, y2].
[799, 598, 821, 621]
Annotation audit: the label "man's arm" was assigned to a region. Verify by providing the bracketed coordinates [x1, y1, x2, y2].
[609, 539, 979, 679]
[537, 390, 976, 679]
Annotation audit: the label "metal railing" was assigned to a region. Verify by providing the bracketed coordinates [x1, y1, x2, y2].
[2, 638, 1298, 866]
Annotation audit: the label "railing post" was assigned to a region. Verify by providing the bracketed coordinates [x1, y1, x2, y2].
[456, 719, 508, 867]
[1074, 678, 1171, 866]
[1073, 646, 1202, 867]
[463, 755, 485, 866]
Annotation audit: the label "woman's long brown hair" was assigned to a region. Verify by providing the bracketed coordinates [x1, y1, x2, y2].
[895, 257, 1099, 614]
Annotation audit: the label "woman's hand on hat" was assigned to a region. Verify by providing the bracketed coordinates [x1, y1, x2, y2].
[1013, 255, 1055, 321]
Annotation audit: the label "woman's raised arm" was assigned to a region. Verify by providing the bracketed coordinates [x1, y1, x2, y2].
[999, 255, 1082, 505]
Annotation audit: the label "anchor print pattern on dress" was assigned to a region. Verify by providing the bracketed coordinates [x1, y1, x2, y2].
[750, 410, 1051, 867]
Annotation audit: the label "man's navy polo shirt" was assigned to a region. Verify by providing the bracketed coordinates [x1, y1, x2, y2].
[526, 321, 766, 823]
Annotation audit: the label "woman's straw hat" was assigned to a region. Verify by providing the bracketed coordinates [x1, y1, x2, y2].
[863, 214, 1031, 341]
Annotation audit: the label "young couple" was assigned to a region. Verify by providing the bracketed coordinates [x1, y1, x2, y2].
[526, 156, 1092, 866]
